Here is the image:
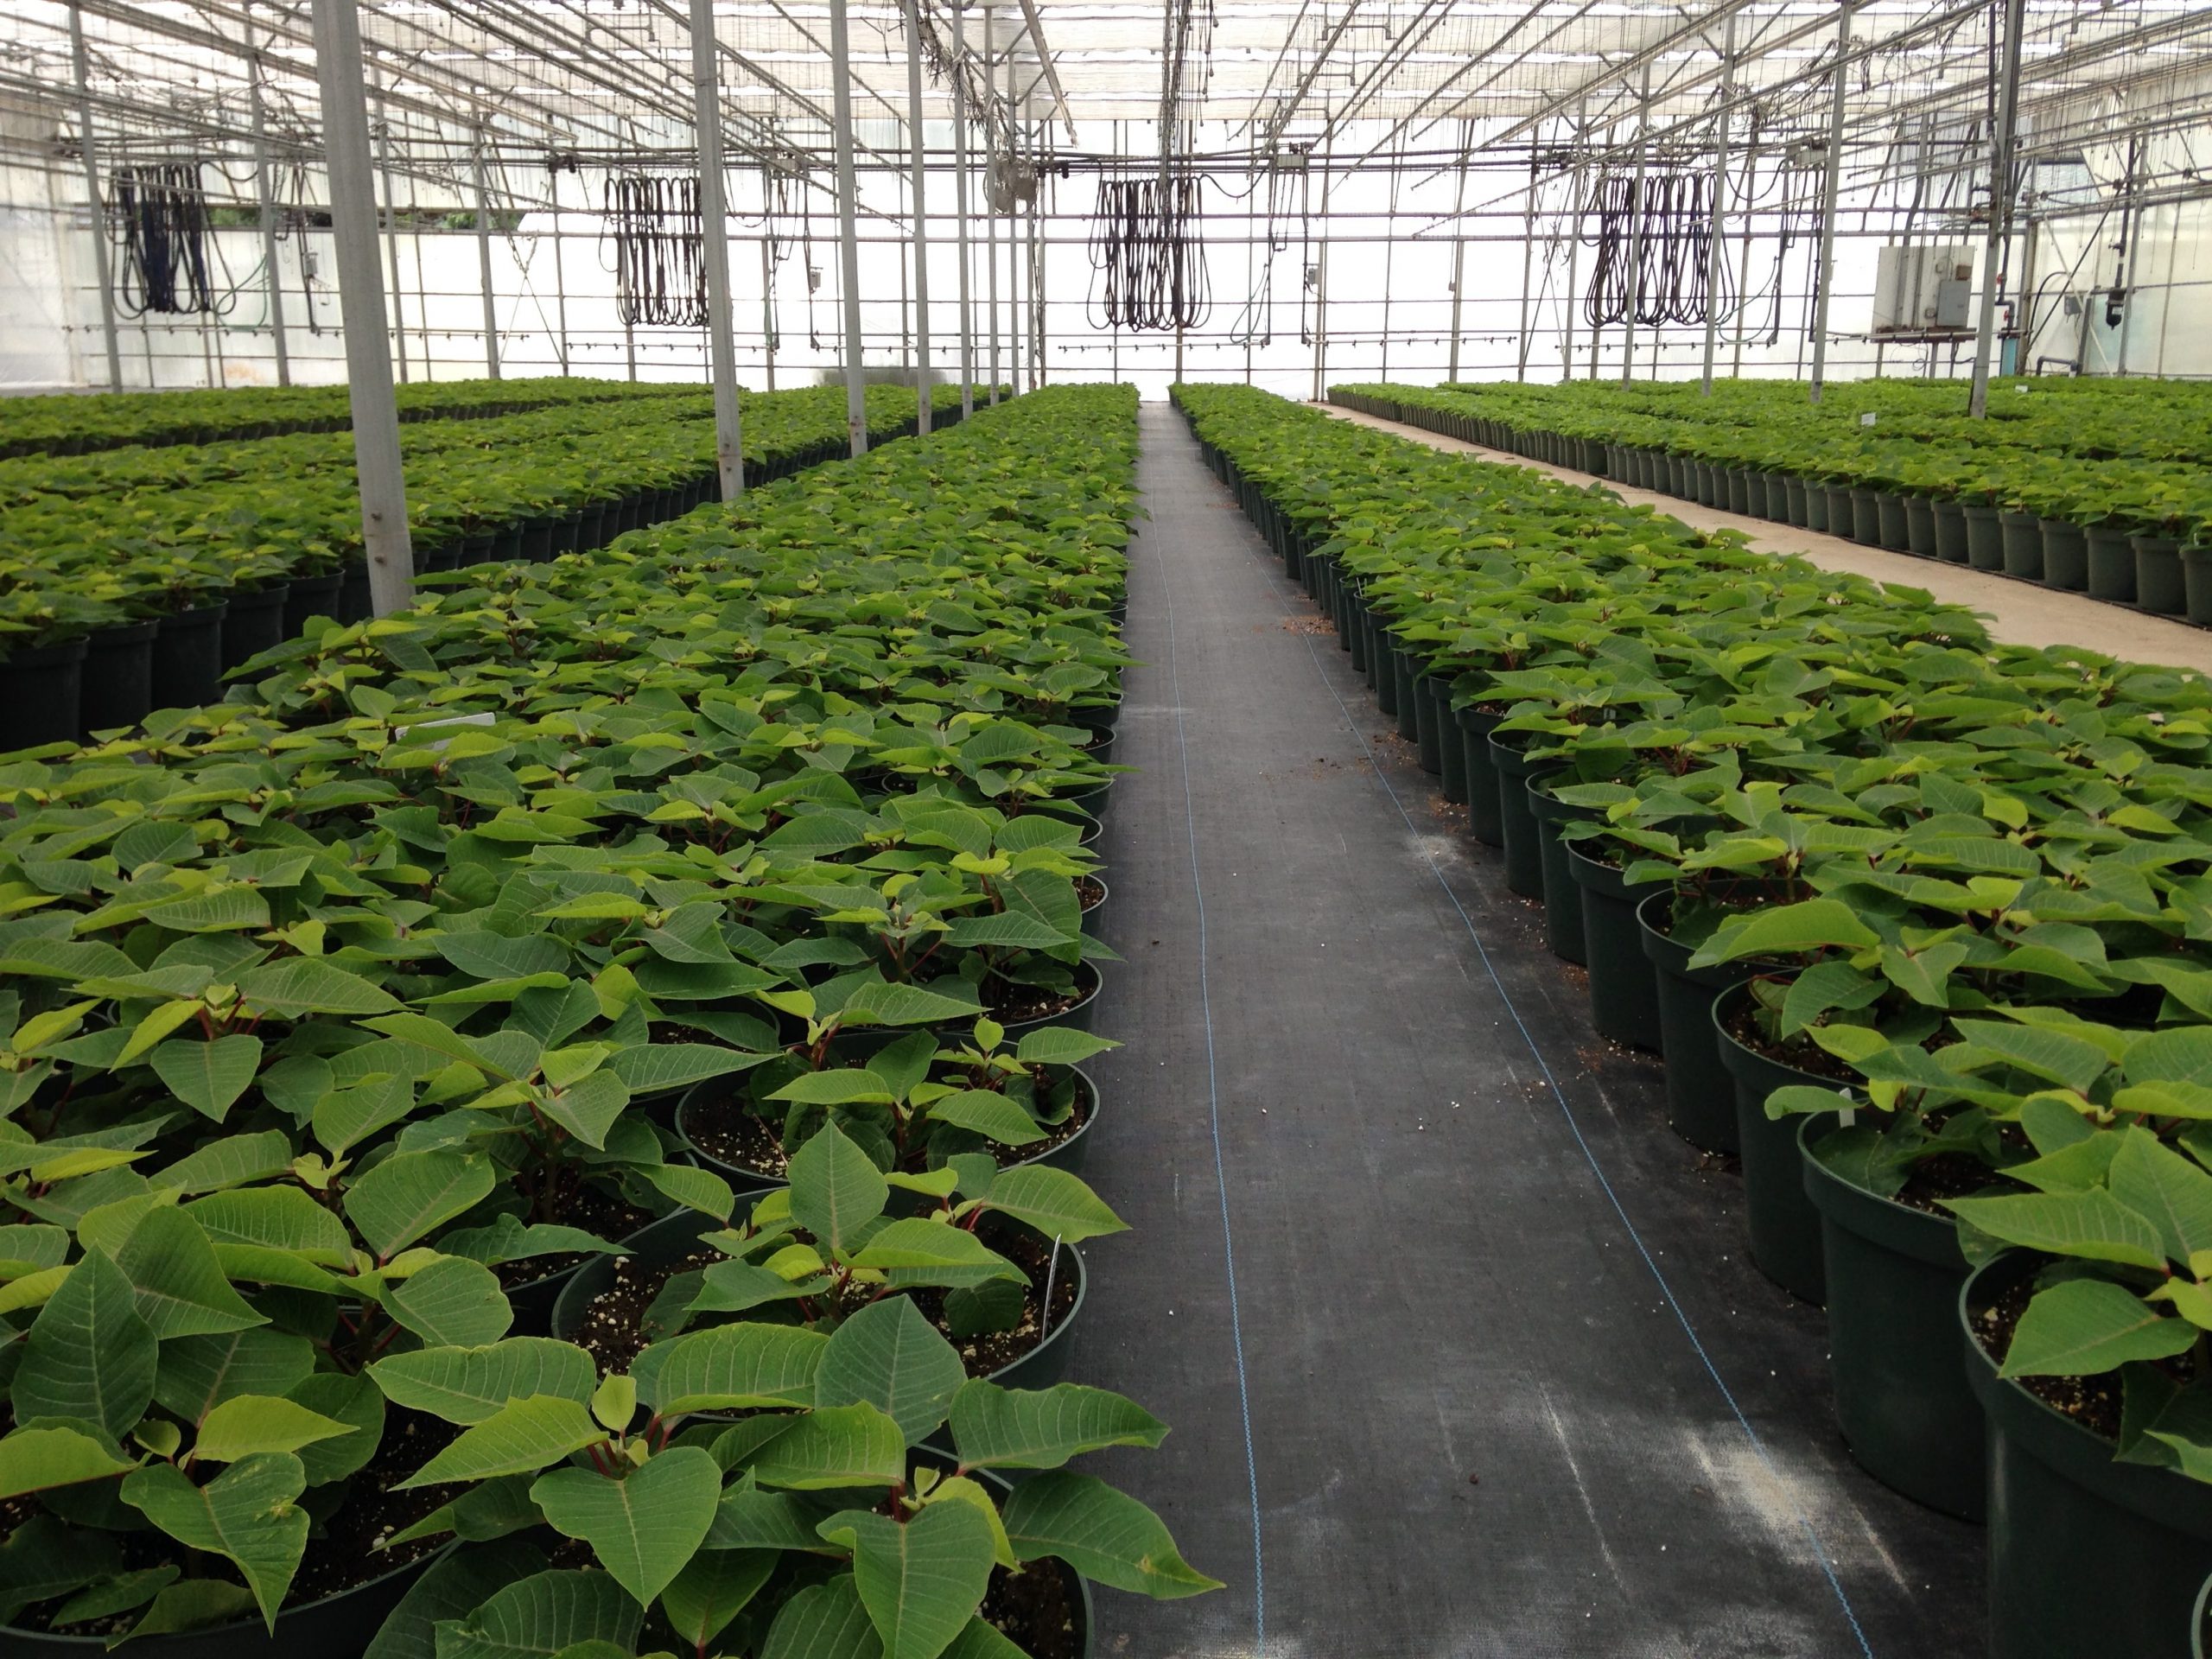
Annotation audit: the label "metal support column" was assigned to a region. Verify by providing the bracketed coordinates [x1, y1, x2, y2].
[903, 0, 932, 433]
[1562, 105, 1587, 383]
[245, 29, 291, 386]
[1808, 1, 1853, 404]
[372, 77, 407, 382]
[310, 0, 413, 614]
[984, 1, 1000, 404]
[830, 0, 868, 454]
[1514, 142, 1539, 380]
[68, 2, 122, 389]
[760, 232, 778, 391]
[1446, 120, 1468, 382]
[551, 188, 570, 376]
[471, 128, 500, 377]
[1619, 63, 1653, 386]
[1699, 8, 1738, 395]
[689, 0, 746, 497]
[1969, 0, 2028, 416]
[1033, 123, 1046, 386]
[952, 0, 975, 416]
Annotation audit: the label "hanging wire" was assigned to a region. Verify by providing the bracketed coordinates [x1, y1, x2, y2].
[603, 169, 708, 327]
[1088, 171, 1211, 331]
[111, 161, 226, 316]
[1580, 166, 1730, 330]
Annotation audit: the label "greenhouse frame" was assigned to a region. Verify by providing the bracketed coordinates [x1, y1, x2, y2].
[4, 1, 2212, 1656]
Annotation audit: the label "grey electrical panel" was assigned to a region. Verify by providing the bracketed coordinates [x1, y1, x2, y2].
[1872, 245, 1974, 334]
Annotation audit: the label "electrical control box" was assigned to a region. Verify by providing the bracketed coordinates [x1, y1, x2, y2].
[1872, 245, 1974, 334]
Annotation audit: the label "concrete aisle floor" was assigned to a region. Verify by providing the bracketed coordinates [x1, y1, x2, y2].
[1071, 402, 1983, 1659]
[1315, 400, 2212, 675]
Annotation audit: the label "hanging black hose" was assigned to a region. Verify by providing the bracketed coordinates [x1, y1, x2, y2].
[111, 162, 219, 316]
[604, 171, 708, 327]
[1581, 167, 1729, 330]
[1088, 173, 1210, 331]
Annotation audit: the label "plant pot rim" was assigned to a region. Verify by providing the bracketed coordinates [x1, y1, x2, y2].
[162, 600, 230, 625]
[551, 1201, 1091, 1393]
[1961, 1249, 2212, 1536]
[87, 620, 160, 646]
[1, 637, 91, 669]
[0, 1541, 457, 1649]
[676, 1062, 1105, 1194]
[1563, 838, 1666, 899]
[503, 1192, 683, 1303]
[1798, 1115, 1969, 1270]
[1634, 888, 1784, 989]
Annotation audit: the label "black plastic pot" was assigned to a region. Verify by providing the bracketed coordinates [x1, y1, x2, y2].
[1637, 891, 1757, 1154]
[1805, 483, 1832, 535]
[1524, 772, 1588, 966]
[149, 601, 228, 709]
[1874, 491, 1910, 551]
[1904, 495, 1938, 556]
[552, 1204, 1087, 1397]
[1761, 473, 1791, 522]
[1784, 475, 1810, 527]
[1964, 1250, 2212, 1659]
[1426, 679, 1466, 803]
[520, 518, 556, 562]
[220, 582, 292, 670]
[0, 639, 87, 753]
[2185, 547, 2212, 629]
[1712, 982, 1830, 1304]
[1933, 499, 1970, 563]
[1487, 732, 1546, 899]
[1455, 705, 1504, 848]
[2137, 534, 2188, 617]
[2039, 519, 2088, 593]
[1726, 469, 1754, 516]
[284, 569, 344, 639]
[0, 1542, 452, 1659]
[1963, 503, 2005, 570]
[1409, 667, 1444, 775]
[2086, 524, 2138, 603]
[1801, 1117, 1983, 1522]
[1848, 487, 1881, 546]
[79, 620, 157, 738]
[1393, 650, 1421, 743]
[338, 564, 373, 625]
[1999, 511, 2044, 581]
[1824, 486, 1857, 537]
[1567, 846, 1665, 1051]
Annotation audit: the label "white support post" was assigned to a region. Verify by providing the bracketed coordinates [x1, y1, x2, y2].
[952, 0, 975, 416]
[689, 0, 746, 496]
[311, 0, 413, 614]
[1514, 143, 1538, 380]
[830, 0, 868, 454]
[1969, 0, 2028, 417]
[1446, 120, 1468, 382]
[550, 184, 570, 376]
[1620, 62, 1653, 387]
[760, 230, 778, 391]
[984, 2, 999, 404]
[1808, 2, 1854, 404]
[903, 0, 932, 433]
[472, 128, 500, 378]
[245, 26, 291, 387]
[373, 76, 407, 382]
[68, 2, 122, 389]
[1699, 8, 1738, 395]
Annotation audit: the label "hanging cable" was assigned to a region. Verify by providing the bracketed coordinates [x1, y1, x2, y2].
[1087, 170, 1211, 331]
[603, 170, 708, 327]
[111, 161, 222, 316]
[1580, 165, 1731, 330]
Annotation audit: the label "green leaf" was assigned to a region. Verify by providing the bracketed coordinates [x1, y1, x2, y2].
[847, 1218, 1024, 1280]
[12, 1248, 157, 1437]
[633, 1323, 830, 1414]
[149, 1033, 264, 1123]
[430, 1569, 644, 1659]
[150, 1129, 298, 1196]
[186, 1185, 353, 1261]
[385, 1256, 515, 1347]
[345, 1147, 499, 1260]
[370, 1338, 598, 1426]
[154, 1328, 316, 1424]
[0, 1422, 137, 1499]
[435, 932, 571, 981]
[1944, 1188, 2167, 1270]
[659, 1549, 778, 1653]
[2107, 1128, 2212, 1266]
[288, 1370, 386, 1485]
[363, 1537, 543, 1659]
[925, 1091, 1046, 1147]
[947, 1382, 1168, 1470]
[193, 1394, 358, 1463]
[235, 957, 402, 1016]
[840, 981, 984, 1028]
[1011, 1028, 1116, 1067]
[1001, 1471, 1222, 1599]
[789, 1122, 889, 1255]
[123, 1580, 258, 1641]
[115, 1205, 267, 1338]
[591, 1373, 638, 1433]
[772, 1070, 898, 1108]
[706, 1481, 840, 1551]
[761, 1575, 884, 1659]
[813, 1297, 967, 1446]
[748, 1402, 906, 1490]
[1999, 1278, 2198, 1376]
[531, 1445, 721, 1605]
[607, 1044, 769, 1097]
[975, 1166, 1126, 1243]
[121, 1453, 308, 1630]
[823, 1502, 996, 1659]
[1689, 899, 1878, 967]
[396, 1395, 607, 1489]
[1951, 1018, 2109, 1096]
[315, 1075, 419, 1156]
[533, 1071, 631, 1151]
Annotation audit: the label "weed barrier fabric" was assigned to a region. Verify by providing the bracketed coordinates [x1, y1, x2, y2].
[1072, 404, 1981, 1657]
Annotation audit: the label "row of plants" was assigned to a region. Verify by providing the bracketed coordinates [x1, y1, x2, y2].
[1180, 379, 2212, 1659]
[0, 378, 707, 461]
[0, 385, 982, 753]
[0, 381, 1216, 1656]
[1332, 378, 2212, 626]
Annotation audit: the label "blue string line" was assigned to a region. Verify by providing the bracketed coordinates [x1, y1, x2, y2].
[1247, 505, 1873, 1659]
[1149, 452, 1268, 1656]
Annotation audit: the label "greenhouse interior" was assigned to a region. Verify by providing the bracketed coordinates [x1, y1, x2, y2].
[3, 0, 2212, 1656]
